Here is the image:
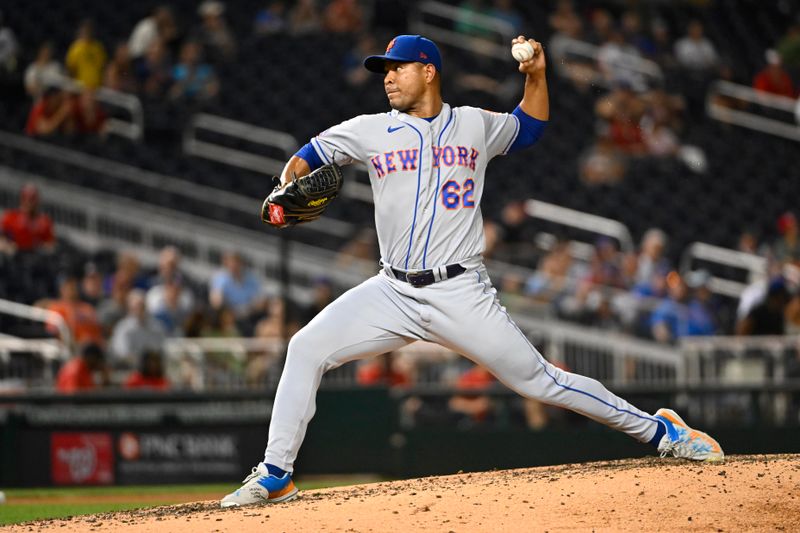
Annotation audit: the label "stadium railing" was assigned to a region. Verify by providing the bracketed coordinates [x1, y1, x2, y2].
[180, 113, 376, 204]
[680, 335, 800, 426]
[163, 337, 286, 391]
[0, 337, 68, 392]
[548, 36, 664, 91]
[680, 241, 766, 299]
[152, 316, 685, 391]
[706, 80, 800, 142]
[0, 165, 374, 301]
[409, 0, 516, 60]
[48, 76, 144, 142]
[183, 113, 298, 176]
[150, 318, 684, 392]
[159, 332, 800, 393]
[681, 335, 800, 385]
[0, 298, 72, 351]
[524, 198, 635, 253]
[680, 241, 800, 301]
[0, 131, 355, 239]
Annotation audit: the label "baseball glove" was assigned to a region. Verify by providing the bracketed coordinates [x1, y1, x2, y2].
[261, 163, 344, 228]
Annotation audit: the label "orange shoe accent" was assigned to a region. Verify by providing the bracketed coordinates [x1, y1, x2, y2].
[269, 480, 297, 499]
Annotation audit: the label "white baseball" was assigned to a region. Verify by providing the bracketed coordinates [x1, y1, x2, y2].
[511, 41, 534, 63]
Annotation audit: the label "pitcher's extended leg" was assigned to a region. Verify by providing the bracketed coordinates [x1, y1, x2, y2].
[429, 269, 659, 442]
[264, 275, 419, 471]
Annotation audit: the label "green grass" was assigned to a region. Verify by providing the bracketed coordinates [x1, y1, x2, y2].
[0, 478, 382, 526]
[0, 502, 161, 525]
[3, 483, 235, 499]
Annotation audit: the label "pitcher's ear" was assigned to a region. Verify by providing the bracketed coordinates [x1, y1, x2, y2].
[426, 63, 437, 83]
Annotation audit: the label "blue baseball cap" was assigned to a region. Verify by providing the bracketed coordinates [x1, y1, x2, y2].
[364, 35, 442, 73]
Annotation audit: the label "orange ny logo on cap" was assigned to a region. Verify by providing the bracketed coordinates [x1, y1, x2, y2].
[386, 38, 396, 53]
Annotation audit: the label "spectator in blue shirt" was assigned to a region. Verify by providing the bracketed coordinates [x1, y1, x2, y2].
[169, 41, 218, 102]
[210, 251, 268, 334]
[650, 272, 716, 343]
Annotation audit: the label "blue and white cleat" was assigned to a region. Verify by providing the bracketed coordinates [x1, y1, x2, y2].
[655, 408, 724, 463]
[220, 463, 298, 508]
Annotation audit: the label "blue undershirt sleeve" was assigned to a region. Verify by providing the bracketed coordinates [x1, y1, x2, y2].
[507, 106, 547, 154]
[294, 142, 324, 171]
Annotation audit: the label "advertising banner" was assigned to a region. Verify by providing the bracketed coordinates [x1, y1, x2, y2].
[116, 430, 241, 484]
[50, 432, 114, 485]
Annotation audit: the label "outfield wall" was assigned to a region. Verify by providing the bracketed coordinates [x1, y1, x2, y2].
[1, 388, 799, 487]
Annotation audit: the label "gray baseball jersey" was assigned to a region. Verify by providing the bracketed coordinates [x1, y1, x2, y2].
[261, 102, 662, 472]
[310, 103, 518, 270]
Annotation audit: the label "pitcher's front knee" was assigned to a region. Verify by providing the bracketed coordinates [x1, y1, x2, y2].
[285, 326, 334, 372]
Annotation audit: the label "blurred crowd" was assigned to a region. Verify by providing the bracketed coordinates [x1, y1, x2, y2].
[0, 183, 343, 394]
[543, 1, 799, 185]
[6, 0, 394, 141]
[4, 0, 797, 150]
[3, 180, 798, 409]
[16, 1, 235, 140]
[485, 200, 800, 345]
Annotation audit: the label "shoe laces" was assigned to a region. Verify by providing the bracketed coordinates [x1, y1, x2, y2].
[659, 430, 709, 459]
[242, 466, 262, 484]
[659, 441, 682, 459]
[657, 424, 690, 459]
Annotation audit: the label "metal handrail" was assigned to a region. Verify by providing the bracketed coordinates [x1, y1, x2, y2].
[524, 199, 634, 253]
[0, 165, 375, 298]
[47, 76, 144, 141]
[680, 242, 767, 298]
[410, 0, 516, 59]
[516, 314, 683, 385]
[0, 299, 72, 356]
[184, 114, 377, 203]
[681, 335, 799, 353]
[183, 113, 299, 176]
[706, 80, 800, 142]
[549, 36, 664, 88]
[0, 337, 67, 360]
[680, 335, 800, 398]
[164, 336, 284, 358]
[711, 80, 797, 111]
[0, 130, 354, 238]
[95, 87, 144, 141]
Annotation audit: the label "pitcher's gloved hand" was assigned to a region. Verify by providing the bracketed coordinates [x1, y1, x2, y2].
[261, 163, 344, 228]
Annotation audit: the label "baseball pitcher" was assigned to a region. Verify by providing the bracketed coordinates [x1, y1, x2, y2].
[221, 34, 723, 508]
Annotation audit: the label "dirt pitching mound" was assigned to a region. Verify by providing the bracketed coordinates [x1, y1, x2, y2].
[8, 454, 800, 532]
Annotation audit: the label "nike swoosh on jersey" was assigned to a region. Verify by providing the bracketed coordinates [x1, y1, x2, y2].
[387, 126, 405, 133]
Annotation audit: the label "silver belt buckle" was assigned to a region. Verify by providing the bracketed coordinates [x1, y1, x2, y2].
[405, 270, 427, 287]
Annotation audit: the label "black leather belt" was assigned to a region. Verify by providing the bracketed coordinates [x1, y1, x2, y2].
[390, 264, 467, 288]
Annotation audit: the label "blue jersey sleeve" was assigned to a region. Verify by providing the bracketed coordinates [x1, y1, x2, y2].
[295, 142, 324, 171]
[507, 106, 547, 154]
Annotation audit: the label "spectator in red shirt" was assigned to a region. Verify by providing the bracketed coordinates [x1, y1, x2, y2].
[595, 82, 647, 155]
[753, 49, 795, 98]
[124, 350, 169, 390]
[448, 365, 496, 423]
[45, 275, 104, 345]
[1, 183, 55, 254]
[356, 353, 410, 387]
[56, 342, 108, 393]
[25, 86, 76, 137]
[73, 88, 107, 134]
